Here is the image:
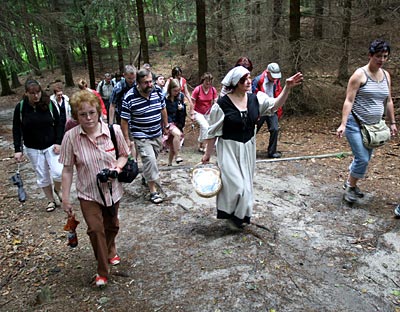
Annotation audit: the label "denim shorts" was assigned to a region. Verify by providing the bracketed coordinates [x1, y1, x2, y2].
[345, 114, 373, 179]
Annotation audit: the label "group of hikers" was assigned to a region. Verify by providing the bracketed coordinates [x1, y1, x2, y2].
[12, 39, 397, 287]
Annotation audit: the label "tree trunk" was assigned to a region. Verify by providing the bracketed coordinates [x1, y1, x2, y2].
[215, 0, 226, 77]
[84, 24, 96, 89]
[336, 0, 352, 85]
[288, 0, 304, 112]
[289, 0, 301, 72]
[0, 60, 14, 96]
[313, 0, 324, 38]
[21, 8, 41, 76]
[136, 0, 149, 64]
[373, 0, 384, 25]
[196, 0, 207, 78]
[272, 0, 283, 59]
[52, 0, 74, 86]
[11, 70, 21, 89]
[117, 39, 124, 74]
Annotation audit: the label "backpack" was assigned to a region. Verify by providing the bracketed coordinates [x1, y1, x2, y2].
[19, 99, 54, 123]
[115, 82, 133, 114]
[253, 71, 283, 119]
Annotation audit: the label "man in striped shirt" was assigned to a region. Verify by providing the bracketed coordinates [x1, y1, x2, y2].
[120, 69, 169, 204]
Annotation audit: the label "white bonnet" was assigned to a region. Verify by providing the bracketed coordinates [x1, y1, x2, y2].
[221, 66, 250, 87]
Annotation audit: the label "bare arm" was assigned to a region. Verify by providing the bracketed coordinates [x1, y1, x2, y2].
[184, 84, 194, 114]
[120, 118, 130, 147]
[201, 137, 217, 163]
[336, 69, 364, 138]
[61, 165, 74, 216]
[384, 70, 398, 136]
[108, 103, 116, 125]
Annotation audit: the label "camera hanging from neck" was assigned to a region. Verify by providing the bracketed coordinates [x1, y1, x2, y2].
[96, 177, 116, 216]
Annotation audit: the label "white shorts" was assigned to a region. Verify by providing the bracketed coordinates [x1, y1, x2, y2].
[24, 145, 63, 187]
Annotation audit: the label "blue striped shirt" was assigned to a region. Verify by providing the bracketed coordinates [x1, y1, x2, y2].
[352, 69, 389, 125]
[121, 86, 165, 139]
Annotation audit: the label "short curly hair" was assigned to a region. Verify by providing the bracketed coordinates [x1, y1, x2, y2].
[69, 90, 101, 121]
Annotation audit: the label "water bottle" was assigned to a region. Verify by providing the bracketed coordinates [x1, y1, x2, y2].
[67, 230, 78, 248]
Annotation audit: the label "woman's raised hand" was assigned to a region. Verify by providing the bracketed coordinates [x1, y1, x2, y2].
[285, 72, 303, 88]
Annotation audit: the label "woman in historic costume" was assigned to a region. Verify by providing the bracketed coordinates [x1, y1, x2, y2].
[202, 66, 303, 230]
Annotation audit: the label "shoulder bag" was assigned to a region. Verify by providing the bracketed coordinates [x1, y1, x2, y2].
[352, 112, 390, 149]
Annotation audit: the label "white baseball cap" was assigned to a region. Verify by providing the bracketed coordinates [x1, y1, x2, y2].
[267, 63, 281, 79]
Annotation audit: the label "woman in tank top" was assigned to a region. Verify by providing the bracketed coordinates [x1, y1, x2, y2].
[336, 39, 397, 204]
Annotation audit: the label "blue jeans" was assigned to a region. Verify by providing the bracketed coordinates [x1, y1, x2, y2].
[345, 114, 373, 179]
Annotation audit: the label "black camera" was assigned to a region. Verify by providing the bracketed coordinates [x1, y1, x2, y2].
[97, 169, 118, 183]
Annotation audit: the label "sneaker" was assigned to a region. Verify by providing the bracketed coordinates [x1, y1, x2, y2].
[343, 181, 364, 198]
[344, 186, 358, 203]
[109, 255, 121, 266]
[95, 274, 108, 288]
[394, 205, 400, 218]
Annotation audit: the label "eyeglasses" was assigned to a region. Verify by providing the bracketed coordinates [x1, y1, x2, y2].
[78, 111, 97, 118]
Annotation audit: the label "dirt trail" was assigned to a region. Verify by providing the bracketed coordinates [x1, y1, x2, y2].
[1, 91, 400, 311]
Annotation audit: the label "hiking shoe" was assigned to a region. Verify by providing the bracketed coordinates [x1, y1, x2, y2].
[95, 274, 108, 288]
[109, 255, 121, 266]
[394, 205, 400, 218]
[343, 181, 364, 198]
[344, 186, 358, 203]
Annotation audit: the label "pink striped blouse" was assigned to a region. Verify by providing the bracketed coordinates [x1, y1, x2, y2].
[59, 121, 129, 206]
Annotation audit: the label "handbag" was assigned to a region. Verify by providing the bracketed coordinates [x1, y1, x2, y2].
[108, 125, 139, 183]
[360, 119, 391, 149]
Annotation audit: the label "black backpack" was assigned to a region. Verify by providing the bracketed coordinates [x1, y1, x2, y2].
[115, 82, 133, 114]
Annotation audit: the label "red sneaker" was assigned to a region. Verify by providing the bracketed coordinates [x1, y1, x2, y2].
[109, 255, 121, 266]
[95, 274, 108, 287]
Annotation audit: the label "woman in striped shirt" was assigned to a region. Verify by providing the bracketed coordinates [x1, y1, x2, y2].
[337, 39, 397, 204]
[60, 90, 129, 288]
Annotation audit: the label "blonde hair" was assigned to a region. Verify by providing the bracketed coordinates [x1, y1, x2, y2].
[166, 78, 180, 100]
[70, 90, 101, 120]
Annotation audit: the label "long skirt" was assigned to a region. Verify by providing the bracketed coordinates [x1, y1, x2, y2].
[215, 136, 256, 225]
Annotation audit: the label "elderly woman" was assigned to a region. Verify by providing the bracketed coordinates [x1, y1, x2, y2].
[60, 90, 129, 288]
[13, 79, 63, 212]
[202, 66, 303, 230]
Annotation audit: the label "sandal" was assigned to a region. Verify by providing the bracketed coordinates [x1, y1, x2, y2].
[150, 192, 163, 204]
[46, 201, 56, 212]
[176, 157, 183, 164]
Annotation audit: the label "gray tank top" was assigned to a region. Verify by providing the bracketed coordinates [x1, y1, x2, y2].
[352, 68, 389, 125]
